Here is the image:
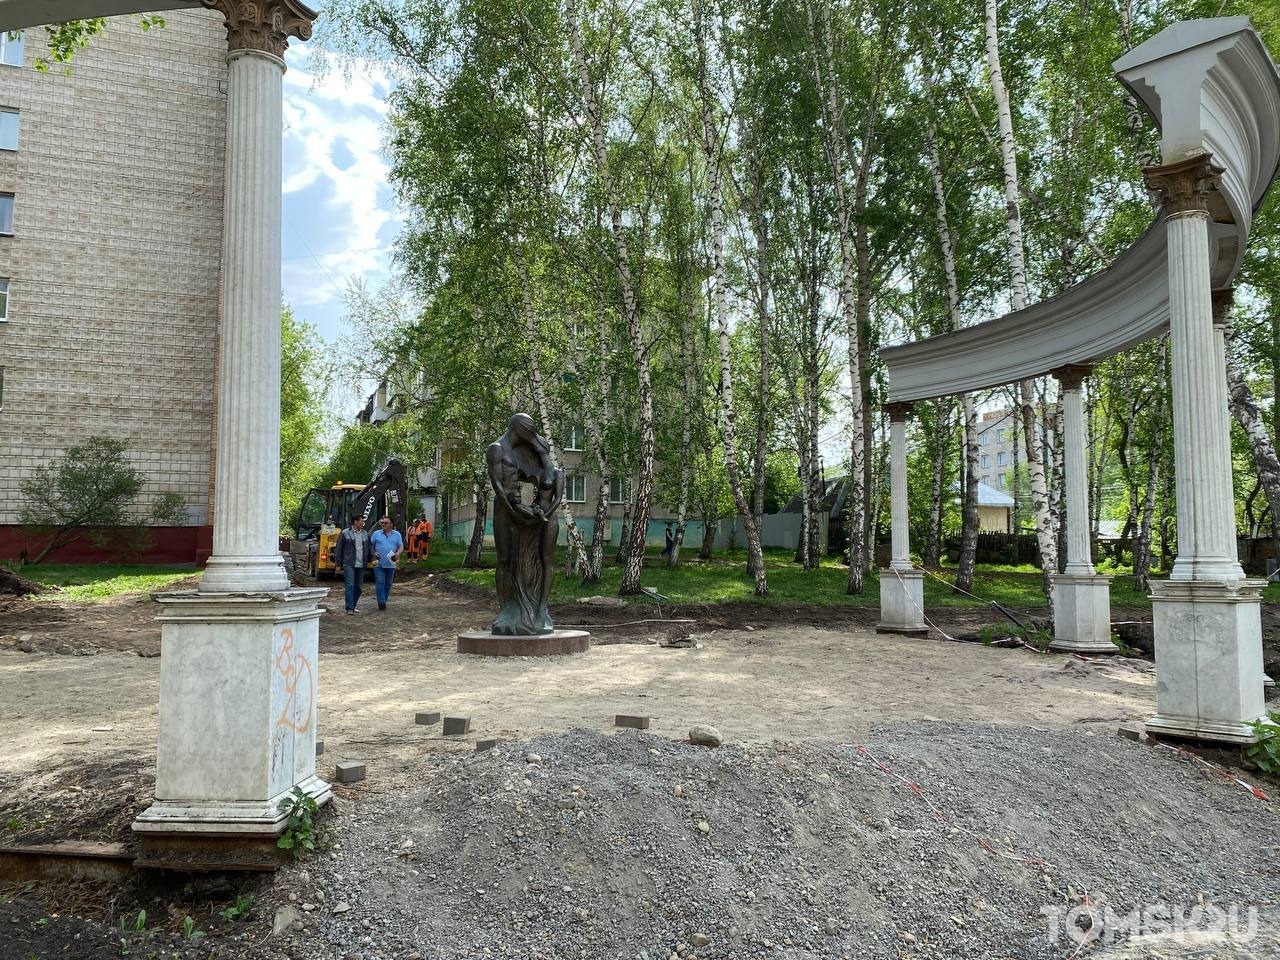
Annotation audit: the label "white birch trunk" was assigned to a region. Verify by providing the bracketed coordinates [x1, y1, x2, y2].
[567, 0, 655, 595]
[984, 0, 1057, 598]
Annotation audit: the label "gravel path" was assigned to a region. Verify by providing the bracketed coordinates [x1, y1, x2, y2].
[246, 724, 1280, 960]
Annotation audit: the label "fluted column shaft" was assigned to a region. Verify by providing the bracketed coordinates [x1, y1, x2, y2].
[1147, 154, 1244, 583]
[201, 49, 289, 593]
[886, 403, 912, 571]
[1055, 369, 1093, 575]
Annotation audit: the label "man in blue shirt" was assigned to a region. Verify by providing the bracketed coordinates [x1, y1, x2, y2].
[370, 516, 405, 611]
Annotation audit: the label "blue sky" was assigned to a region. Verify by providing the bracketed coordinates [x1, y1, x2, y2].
[280, 42, 400, 349]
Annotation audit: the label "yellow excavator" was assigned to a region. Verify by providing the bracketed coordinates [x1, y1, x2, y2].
[290, 459, 408, 578]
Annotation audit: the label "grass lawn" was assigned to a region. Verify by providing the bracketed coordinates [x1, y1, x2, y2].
[433, 543, 1162, 609]
[8, 563, 196, 602]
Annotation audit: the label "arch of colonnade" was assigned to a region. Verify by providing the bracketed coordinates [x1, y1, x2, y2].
[879, 17, 1280, 746]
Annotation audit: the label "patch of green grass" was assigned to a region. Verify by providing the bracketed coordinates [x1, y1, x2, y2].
[11, 564, 195, 602]
[444, 546, 1102, 609]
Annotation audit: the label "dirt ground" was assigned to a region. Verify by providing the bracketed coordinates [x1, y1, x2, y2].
[0, 573, 1162, 788]
[0, 574, 1276, 959]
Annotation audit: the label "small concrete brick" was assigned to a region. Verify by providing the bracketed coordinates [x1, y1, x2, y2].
[415, 711, 442, 726]
[475, 739, 498, 752]
[443, 716, 471, 736]
[615, 715, 651, 730]
[335, 761, 366, 784]
[315, 739, 325, 756]
[1117, 722, 1149, 744]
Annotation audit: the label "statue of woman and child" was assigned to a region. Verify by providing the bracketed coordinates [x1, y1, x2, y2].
[485, 413, 564, 636]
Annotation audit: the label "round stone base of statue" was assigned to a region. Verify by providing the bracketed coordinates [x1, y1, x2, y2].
[457, 629, 591, 658]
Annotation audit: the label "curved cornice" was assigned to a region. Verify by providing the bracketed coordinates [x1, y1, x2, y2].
[884, 17, 1280, 403]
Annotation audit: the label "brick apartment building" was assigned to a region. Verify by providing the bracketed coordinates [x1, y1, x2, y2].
[0, 11, 227, 563]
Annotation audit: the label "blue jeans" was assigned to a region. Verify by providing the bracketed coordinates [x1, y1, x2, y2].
[343, 564, 363, 611]
[375, 566, 396, 607]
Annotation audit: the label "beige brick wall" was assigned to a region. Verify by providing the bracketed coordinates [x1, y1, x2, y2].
[0, 10, 226, 526]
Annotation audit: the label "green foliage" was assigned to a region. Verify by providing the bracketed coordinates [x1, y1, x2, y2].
[217, 894, 254, 923]
[179, 916, 204, 941]
[1246, 712, 1280, 778]
[276, 787, 329, 859]
[4, 816, 21, 830]
[13, 564, 192, 602]
[280, 306, 331, 533]
[15, 437, 187, 565]
[118, 910, 147, 933]
[35, 17, 165, 73]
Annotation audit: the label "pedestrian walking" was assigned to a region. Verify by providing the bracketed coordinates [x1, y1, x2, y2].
[371, 515, 405, 610]
[661, 522, 675, 558]
[336, 514, 372, 614]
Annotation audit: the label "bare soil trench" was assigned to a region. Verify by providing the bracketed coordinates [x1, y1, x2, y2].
[0, 575, 1276, 959]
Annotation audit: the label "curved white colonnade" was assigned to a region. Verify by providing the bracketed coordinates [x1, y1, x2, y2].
[878, 18, 1280, 745]
[882, 18, 1280, 402]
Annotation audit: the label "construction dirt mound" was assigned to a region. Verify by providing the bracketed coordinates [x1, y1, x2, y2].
[0, 566, 45, 597]
[236, 723, 1279, 960]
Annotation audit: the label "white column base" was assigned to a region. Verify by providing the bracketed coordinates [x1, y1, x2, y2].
[133, 588, 331, 846]
[133, 775, 333, 837]
[1146, 579, 1267, 744]
[1049, 573, 1114, 653]
[199, 554, 290, 594]
[877, 568, 928, 636]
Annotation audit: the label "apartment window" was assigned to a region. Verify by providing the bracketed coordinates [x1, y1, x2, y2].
[609, 477, 631, 504]
[0, 278, 8, 320]
[0, 32, 22, 68]
[997, 451, 1007, 467]
[998, 472, 1007, 487]
[566, 474, 586, 503]
[563, 424, 583, 451]
[981, 474, 990, 485]
[0, 109, 17, 151]
[0, 194, 13, 234]
[979, 432, 990, 446]
[980, 454, 989, 469]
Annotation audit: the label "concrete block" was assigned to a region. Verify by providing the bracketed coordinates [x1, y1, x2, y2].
[475, 739, 498, 752]
[415, 712, 442, 726]
[335, 761, 366, 784]
[315, 740, 325, 756]
[615, 715, 651, 730]
[443, 716, 471, 736]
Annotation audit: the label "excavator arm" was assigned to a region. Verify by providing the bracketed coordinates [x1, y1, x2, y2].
[350, 458, 409, 533]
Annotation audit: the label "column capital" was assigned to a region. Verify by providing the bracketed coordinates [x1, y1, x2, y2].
[1211, 287, 1235, 331]
[1143, 153, 1224, 217]
[883, 402, 911, 422]
[1051, 364, 1092, 391]
[202, 0, 316, 58]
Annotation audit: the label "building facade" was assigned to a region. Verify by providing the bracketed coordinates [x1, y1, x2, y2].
[0, 11, 227, 562]
[975, 408, 1024, 491]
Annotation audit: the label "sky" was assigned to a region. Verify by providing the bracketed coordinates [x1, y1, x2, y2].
[280, 42, 400, 352]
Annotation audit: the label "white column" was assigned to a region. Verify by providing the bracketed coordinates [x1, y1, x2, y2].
[1143, 153, 1264, 743]
[878, 403, 926, 636]
[1057, 367, 1093, 576]
[134, 1, 327, 867]
[1049, 366, 1113, 653]
[200, 47, 290, 594]
[1151, 160, 1244, 583]
[888, 403, 912, 572]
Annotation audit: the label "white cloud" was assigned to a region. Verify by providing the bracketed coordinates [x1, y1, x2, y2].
[280, 43, 403, 320]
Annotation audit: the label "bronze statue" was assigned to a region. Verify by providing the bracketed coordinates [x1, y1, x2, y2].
[486, 414, 563, 635]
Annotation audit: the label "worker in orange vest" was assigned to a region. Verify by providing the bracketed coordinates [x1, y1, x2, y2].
[416, 515, 433, 561]
[406, 516, 422, 562]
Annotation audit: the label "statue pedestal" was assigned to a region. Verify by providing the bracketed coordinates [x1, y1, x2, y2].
[458, 630, 591, 657]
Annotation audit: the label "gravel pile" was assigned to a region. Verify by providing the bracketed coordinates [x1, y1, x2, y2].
[252, 723, 1280, 960]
